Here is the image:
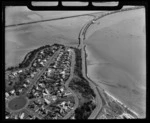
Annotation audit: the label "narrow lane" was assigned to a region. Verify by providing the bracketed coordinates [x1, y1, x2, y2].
[78, 6, 144, 43]
[77, 6, 144, 119]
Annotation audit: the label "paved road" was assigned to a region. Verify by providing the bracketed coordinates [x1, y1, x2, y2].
[78, 6, 144, 48]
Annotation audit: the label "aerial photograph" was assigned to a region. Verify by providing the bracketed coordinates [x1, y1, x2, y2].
[5, 2, 146, 119]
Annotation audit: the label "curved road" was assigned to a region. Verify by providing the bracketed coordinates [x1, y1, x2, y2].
[78, 6, 143, 119]
[78, 6, 144, 46]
